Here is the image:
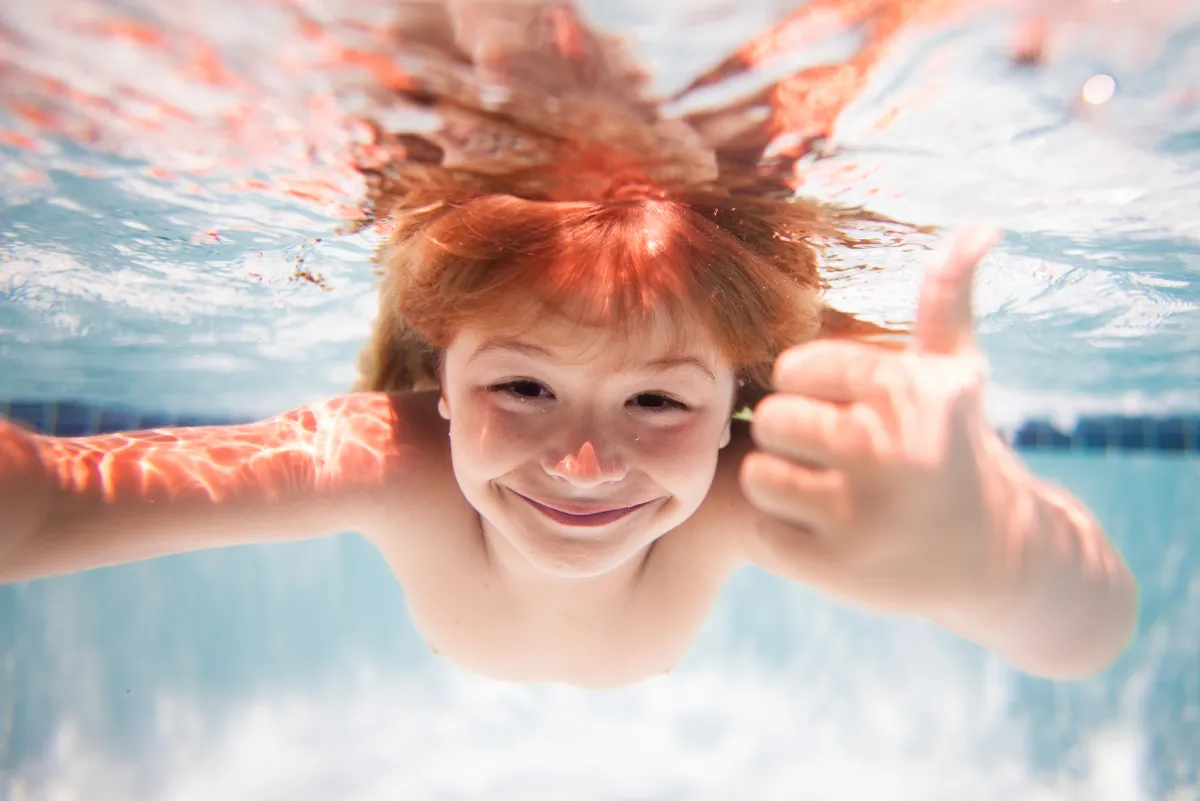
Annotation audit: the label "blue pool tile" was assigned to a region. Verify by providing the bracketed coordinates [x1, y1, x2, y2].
[1152, 418, 1188, 452]
[1178, 417, 1200, 453]
[52, 402, 102, 437]
[174, 415, 220, 429]
[96, 409, 141, 435]
[1066, 415, 1199, 454]
[1113, 416, 1149, 451]
[4, 401, 49, 433]
[1013, 421, 1073, 450]
[1073, 417, 1113, 451]
[135, 413, 180, 430]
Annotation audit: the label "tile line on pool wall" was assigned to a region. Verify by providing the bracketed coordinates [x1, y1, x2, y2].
[1, 400, 1198, 454]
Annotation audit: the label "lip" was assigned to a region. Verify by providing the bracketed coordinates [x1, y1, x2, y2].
[513, 492, 651, 528]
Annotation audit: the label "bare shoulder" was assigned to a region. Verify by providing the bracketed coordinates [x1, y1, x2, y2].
[693, 418, 813, 581]
[641, 419, 757, 580]
[329, 391, 478, 574]
[315, 389, 452, 472]
[0, 391, 469, 583]
[323, 390, 465, 525]
[652, 417, 783, 577]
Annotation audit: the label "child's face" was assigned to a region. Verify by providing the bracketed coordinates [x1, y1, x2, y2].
[439, 308, 737, 579]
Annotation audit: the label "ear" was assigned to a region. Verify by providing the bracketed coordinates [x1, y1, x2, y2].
[437, 394, 450, 420]
[719, 417, 732, 449]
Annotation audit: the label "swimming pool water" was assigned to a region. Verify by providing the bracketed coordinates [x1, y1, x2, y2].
[0, 453, 1196, 800]
[1, 1, 1199, 798]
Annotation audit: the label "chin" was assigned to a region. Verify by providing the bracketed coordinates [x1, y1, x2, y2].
[512, 529, 655, 579]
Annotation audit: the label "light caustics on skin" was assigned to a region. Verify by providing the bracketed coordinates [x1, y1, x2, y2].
[41, 423, 314, 506]
[0, 0, 1190, 501]
[26, 394, 402, 508]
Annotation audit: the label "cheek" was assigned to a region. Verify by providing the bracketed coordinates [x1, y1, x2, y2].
[635, 403, 729, 452]
[450, 396, 546, 476]
[631, 416, 725, 486]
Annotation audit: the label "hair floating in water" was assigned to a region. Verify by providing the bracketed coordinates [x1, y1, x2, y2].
[346, 1, 948, 403]
[345, 0, 942, 238]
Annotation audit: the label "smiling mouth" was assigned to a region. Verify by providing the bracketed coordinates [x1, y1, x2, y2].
[513, 492, 651, 528]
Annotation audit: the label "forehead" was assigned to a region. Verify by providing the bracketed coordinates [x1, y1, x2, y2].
[453, 303, 723, 371]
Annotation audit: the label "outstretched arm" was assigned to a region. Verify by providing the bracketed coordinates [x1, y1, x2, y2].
[0, 392, 434, 584]
[731, 228, 1137, 678]
[924, 451, 1137, 678]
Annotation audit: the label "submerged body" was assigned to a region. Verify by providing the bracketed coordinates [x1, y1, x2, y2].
[0, 0, 1143, 682]
[364, 391, 747, 688]
[0, 231, 1138, 687]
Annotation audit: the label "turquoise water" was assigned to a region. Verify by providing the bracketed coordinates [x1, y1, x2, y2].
[1, 1, 1199, 798]
[1, 455, 1196, 799]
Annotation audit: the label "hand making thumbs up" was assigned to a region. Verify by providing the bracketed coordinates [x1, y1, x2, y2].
[740, 226, 1030, 616]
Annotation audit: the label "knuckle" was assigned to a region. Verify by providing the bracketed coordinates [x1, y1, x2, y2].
[924, 357, 984, 410]
[880, 353, 917, 392]
[773, 340, 843, 389]
[753, 395, 800, 441]
[778, 462, 814, 499]
[836, 426, 871, 464]
[772, 344, 816, 389]
[820, 473, 854, 529]
[851, 354, 894, 399]
[741, 450, 783, 493]
[741, 460, 791, 517]
[751, 451, 799, 493]
[841, 406, 882, 458]
[744, 452, 809, 503]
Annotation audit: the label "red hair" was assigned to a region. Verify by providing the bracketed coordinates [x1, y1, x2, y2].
[349, 2, 912, 409]
[355, 191, 896, 410]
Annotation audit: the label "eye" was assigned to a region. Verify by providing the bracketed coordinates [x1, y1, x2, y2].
[491, 380, 554, 400]
[629, 392, 690, 412]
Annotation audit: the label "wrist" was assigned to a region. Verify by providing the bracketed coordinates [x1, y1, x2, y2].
[932, 445, 1137, 677]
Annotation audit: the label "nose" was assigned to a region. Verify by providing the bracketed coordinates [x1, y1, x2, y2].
[544, 439, 627, 488]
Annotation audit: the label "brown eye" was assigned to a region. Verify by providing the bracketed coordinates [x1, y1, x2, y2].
[493, 380, 553, 400]
[630, 393, 689, 411]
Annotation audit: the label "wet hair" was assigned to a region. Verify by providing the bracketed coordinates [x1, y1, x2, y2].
[354, 191, 896, 411]
[350, 1, 910, 411]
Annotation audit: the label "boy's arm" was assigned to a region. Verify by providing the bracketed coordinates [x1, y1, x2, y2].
[922, 448, 1138, 677]
[714, 430, 1136, 678]
[704, 228, 1137, 678]
[0, 392, 436, 584]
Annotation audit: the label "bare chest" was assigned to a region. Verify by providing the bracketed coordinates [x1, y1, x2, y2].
[381, 528, 735, 688]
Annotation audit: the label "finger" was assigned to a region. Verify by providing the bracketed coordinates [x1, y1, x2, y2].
[772, 340, 896, 404]
[740, 451, 849, 534]
[914, 226, 998, 356]
[752, 393, 875, 467]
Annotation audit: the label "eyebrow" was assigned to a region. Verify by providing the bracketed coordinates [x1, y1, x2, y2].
[470, 340, 717, 382]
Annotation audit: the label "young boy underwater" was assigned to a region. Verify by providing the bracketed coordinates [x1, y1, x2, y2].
[0, 1, 1136, 689]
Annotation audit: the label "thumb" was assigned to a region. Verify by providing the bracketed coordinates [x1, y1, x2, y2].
[914, 226, 998, 355]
